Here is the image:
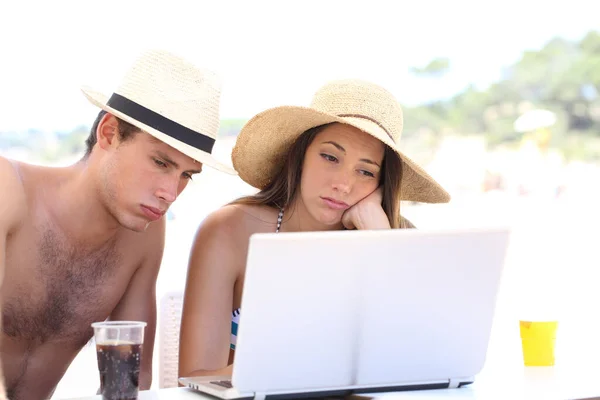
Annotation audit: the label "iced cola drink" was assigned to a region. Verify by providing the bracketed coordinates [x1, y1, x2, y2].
[92, 321, 147, 400]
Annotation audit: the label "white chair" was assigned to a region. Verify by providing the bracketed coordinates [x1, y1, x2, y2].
[158, 290, 184, 388]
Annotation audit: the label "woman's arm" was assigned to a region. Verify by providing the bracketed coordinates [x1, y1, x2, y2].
[178, 207, 246, 379]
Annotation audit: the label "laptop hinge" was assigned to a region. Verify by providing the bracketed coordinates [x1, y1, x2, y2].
[448, 378, 461, 388]
[254, 392, 266, 400]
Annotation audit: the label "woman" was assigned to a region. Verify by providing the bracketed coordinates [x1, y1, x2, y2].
[178, 79, 450, 378]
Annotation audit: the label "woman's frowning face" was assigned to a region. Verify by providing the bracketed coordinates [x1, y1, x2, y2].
[299, 123, 385, 226]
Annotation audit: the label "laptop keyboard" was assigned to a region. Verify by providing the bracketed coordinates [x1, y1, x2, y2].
[210, 380, 233, 389]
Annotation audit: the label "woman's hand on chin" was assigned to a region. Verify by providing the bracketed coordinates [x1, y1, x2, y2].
[341, 187, 391, 230]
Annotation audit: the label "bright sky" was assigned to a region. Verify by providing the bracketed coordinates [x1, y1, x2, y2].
[0, 0, 598, 132]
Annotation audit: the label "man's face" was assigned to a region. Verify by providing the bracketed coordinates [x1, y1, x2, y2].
[99, 129, 202, 232]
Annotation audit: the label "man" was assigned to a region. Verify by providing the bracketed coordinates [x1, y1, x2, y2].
[0, 49, 236, 399]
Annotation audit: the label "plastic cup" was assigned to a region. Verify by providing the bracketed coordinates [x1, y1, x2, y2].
[519, 320, 558, 367]
[92, 321, 147, 400]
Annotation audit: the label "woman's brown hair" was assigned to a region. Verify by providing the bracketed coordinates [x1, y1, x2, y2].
[230, 123, 409, 229]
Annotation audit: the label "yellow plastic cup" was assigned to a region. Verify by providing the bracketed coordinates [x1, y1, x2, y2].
[519, 320, 558, 366]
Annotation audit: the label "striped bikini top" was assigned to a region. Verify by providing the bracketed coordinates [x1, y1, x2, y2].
[230, 207, 284, 350]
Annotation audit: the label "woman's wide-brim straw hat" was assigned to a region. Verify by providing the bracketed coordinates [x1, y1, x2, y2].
[232, 79, 450, 203]
[81, 49, 236, 174]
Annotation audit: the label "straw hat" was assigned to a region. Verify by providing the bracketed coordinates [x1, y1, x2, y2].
[232, 79, 450, 203]
[81, 49, 236, 174]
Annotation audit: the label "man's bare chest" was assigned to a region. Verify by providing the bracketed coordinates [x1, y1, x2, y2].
[3, 223, 138, 344]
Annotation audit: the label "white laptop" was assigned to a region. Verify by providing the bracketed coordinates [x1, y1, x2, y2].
[180, 227, 510, 399]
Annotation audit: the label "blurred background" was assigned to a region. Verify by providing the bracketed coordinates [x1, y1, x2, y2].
[2, 0, 600, 397]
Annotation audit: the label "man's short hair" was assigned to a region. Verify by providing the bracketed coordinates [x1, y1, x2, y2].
[84, 110, 140, 158]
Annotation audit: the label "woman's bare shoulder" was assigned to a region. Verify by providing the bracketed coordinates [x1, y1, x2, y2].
[187, 203, 282, 278]
[193, 203, 281, 242]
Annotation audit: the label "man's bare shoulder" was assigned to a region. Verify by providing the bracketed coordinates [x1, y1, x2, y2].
[0, 156, 27, 231]
[122, 216, 167, 266]
[2, 157, 66, 197]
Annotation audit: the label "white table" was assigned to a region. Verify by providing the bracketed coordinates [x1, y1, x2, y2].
[65, 260, 600, 400]
[65, 364, 600, 400]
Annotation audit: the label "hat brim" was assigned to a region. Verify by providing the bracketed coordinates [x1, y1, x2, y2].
[81, 86, 237, 175]
[232, 106, 450, 204]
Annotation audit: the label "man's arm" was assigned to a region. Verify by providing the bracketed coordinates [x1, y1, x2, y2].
[0, 157, 26, 399]
[108, 217, 166, 390]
